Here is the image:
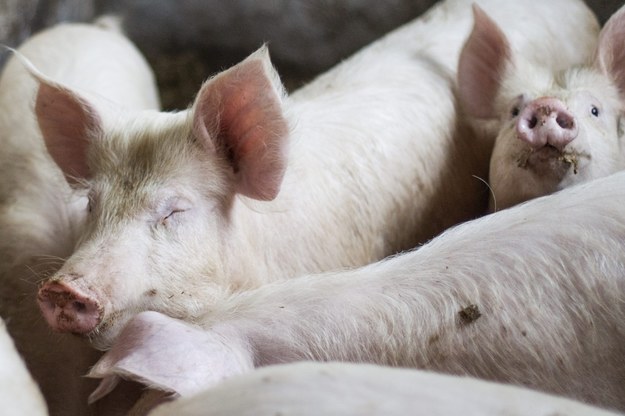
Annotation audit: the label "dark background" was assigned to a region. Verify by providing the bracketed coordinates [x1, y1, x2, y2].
[0, 0, 622, 110]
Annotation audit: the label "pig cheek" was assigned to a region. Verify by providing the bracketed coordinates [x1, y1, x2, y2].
[143, 240, 229, 322]
[490, 129, 523, 177]
[146, 255, 227, 321]
[488, 131, 539, 207]
[80, 249, 153, 343]
[143, 210, 227, 319]
[139, 236, 206, 315]
[89, 271, 152, 349]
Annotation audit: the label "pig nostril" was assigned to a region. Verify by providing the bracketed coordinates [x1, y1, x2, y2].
[556, 115, 574, 129]
[73, 301, 86, 312]
[528, 116, 538, 129]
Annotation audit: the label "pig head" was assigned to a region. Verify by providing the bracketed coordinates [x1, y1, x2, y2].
[35, 47, 290, 350]
[458, 5, 625, 210]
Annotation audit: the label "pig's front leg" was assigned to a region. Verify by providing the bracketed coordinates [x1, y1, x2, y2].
[87, 311, 254, 403]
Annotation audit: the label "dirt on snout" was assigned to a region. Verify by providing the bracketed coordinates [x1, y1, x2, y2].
[559, 153, 579, 174]
[516, 147, 583, 177]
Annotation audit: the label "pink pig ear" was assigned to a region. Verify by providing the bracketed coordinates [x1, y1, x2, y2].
[192, 46, 289, 201]
[35, 78, 102, 184]
[595, 5, 625, 98]
[457, 4, 512, 119]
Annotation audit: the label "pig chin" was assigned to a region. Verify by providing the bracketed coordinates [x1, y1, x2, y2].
[515, 145, 586, 179]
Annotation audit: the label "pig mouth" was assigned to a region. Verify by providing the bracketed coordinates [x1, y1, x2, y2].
[516, 145, 588, 176]
[86, 309, 131, 350]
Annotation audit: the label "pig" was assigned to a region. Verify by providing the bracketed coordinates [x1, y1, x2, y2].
[0, 18, 160, 416]
[147, 362, 621, 416]
[0, 318, 47, 416]
[458, 4, 625, 211]
[34, 0, 599, 352]
[91, 170, 625, 412]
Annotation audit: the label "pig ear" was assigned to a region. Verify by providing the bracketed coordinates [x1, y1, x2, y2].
[35, 79, 102, 183]
[86, 311, 254, 403]
[595, 5, 625, 98]
[192, 46, 289, 201]
[457, 4, 512, 119]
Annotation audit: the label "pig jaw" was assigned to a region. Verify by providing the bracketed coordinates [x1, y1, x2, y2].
[514, 145, 586, 179]
[488, 131, 587, 211]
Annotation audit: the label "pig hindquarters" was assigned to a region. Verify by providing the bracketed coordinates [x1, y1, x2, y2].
[147, 362, 621, 416]
[458, 4, 625, 210]
[94, 171, 625, 412]
[0, 20, 160, 416]
[34, 0, 598, 353]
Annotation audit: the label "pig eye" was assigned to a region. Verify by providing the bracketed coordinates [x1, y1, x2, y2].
[511, 107, 520, 117]
[162, 209, 185, 223]
[591, 106, 600, 117]
[156, 197, 192, 227]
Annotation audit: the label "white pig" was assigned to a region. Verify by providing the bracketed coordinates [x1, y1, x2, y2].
[0, 18, 160, 416]
[91, 170, 625, 412]
[458, 4, 625, 211]
[147, 362, 621, 416]
[34, 0, 598, 352]
[0, 318, 47, 416]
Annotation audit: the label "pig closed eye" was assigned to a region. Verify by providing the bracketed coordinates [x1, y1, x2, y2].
[156, 197, 192, 227]
[591, 106, 600, 117]
[162, 209, 186, 224]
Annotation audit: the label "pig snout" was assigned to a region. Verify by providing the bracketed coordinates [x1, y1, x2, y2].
[37, 281, 102, 334]
[516, 98, 578, 150]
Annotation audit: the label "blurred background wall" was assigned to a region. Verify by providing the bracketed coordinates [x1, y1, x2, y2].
[0, 0, 622, 110]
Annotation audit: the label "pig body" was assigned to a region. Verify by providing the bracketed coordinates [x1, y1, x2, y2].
[458, 5, 625, 210]
[0, 20, 160, 416]
[148, 362, 621, 416]
[35, 0, 598, 350]
[0, 318, 47, 416]
[93, 170, 625, 412]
